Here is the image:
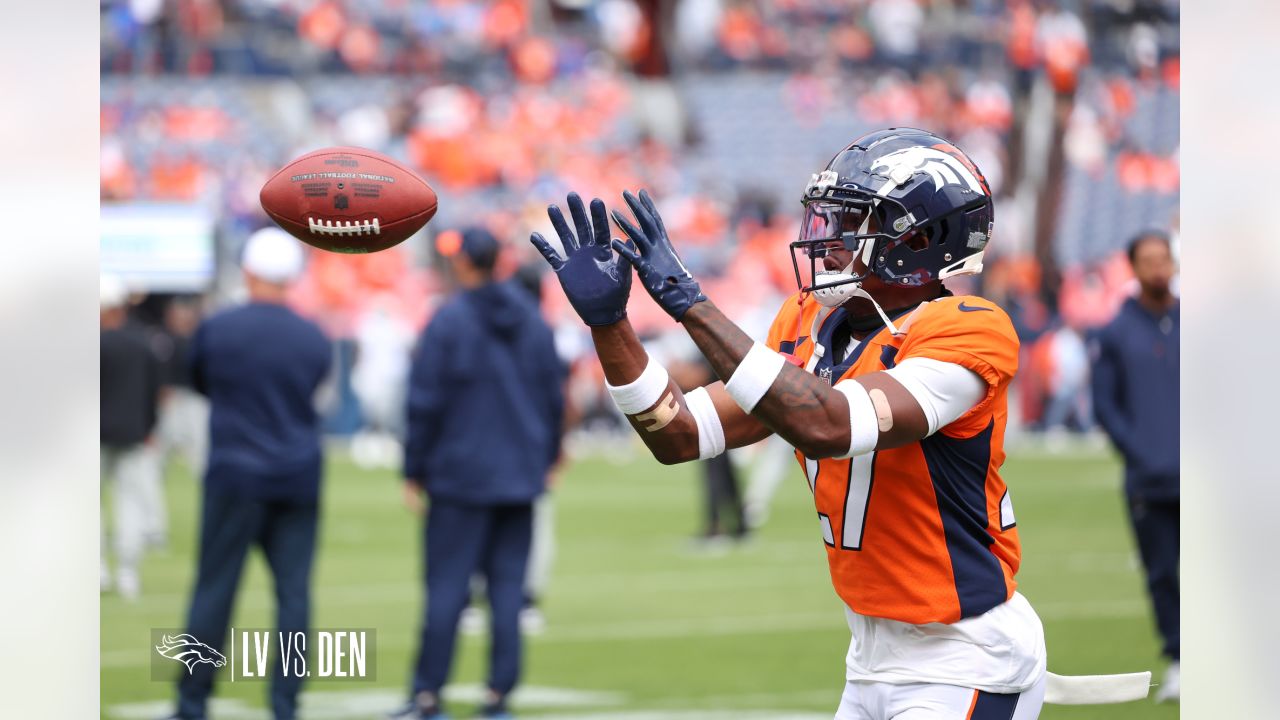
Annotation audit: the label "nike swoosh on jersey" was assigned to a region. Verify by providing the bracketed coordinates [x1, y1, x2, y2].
[957, 301, 993, 313]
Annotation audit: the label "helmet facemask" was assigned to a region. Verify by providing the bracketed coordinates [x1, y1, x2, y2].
[789, 187, 915, 309]
[789, 178, 945, 335]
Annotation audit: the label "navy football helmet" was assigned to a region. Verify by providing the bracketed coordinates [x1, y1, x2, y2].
[791, 128, 994, 308]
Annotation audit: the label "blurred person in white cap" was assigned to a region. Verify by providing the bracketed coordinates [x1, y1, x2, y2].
[100, 273, 165, 600]
[163, 227, 333, 720]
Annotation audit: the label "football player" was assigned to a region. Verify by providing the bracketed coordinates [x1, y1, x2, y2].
[531, 128, 1046, 718]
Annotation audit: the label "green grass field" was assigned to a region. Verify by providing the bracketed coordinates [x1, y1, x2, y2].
[102, 443, 1177, 719]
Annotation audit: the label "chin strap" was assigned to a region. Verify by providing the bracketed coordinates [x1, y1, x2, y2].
[813, 261, 903, 337]
[849, 284, 902, 336]
[805, 306, 835, 373]
[805, 288, 905, 375]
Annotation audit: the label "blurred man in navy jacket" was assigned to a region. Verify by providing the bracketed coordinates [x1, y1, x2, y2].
[1091, 230, 1179, 702]
[398, 228, 564, 720]
[167, 228, 332, 720]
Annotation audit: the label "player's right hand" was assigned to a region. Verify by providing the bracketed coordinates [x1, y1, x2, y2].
[530, 192, 633, 327]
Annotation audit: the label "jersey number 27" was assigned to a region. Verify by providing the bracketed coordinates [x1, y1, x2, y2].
[805, 454, 874, 551]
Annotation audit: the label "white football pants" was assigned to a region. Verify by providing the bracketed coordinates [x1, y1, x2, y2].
[835, 673, 1046, 720]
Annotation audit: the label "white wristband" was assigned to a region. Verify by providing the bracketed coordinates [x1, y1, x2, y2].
[833, 379, 880, 458]
[724, 343, 787, 414]
[684, 386, 726, 459]
[606, 356, 670, 414]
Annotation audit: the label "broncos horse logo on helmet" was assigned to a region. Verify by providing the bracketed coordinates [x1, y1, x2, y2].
[790, 128, 994, 310]
[155, 633, 228, 674]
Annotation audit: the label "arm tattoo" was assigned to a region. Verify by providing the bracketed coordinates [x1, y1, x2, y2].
[682, 302, 839, 450]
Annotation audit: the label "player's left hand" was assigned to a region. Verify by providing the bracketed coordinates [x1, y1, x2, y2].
[610, 189, 707, 321]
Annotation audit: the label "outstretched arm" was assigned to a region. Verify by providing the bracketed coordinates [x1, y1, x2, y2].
[680, 301, 927, 457]
[612, 190, 938, 458]
[590, 319, 772, 464]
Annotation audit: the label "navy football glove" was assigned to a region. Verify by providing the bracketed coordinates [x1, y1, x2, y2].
[610, 189, 707, 321]
[530, 192, 632, 327]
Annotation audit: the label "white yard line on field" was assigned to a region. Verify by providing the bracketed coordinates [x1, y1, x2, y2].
[104, 547, 1136, 620]
[107, 686, 832, 720]
[529, 707, 829, 712]
[106, 684, 626, 720]
[102, 561, 827, 614]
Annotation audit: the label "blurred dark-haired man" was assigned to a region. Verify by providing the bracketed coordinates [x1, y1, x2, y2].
[397, 228, 565, 720]
[1091, 231, 1180, 702]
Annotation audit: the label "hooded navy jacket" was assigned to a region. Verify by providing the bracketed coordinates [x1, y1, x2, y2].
[1090, 297, 1179, 499]
[403, 280, 565, 505]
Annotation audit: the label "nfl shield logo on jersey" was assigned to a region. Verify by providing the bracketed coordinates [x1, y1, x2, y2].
[818, 367, 833, 385]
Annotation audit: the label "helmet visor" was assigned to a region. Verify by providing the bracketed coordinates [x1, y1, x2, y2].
[791, 197, 882, 293]
[798, 200, 876, 253]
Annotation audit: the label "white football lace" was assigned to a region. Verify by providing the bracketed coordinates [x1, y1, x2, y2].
[307, 217, 381, 236]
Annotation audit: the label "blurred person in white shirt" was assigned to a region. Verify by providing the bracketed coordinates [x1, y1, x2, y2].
[158, 297, 210, 480]
[100, 274, 165, 600]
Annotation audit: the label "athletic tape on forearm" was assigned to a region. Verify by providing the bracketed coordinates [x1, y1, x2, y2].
[832, 380, 880, 458]
[634, 392, 680, 432]
[684, 387, 726, 459]
[606, 356, 670, 415]
[724, 343, 787, 414]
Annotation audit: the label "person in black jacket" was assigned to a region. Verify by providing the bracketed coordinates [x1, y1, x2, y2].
[165, 228, 332, 720]
[158, 297, 209, 480]
[1090, 230, 1180, 702]
[398, 228, 565, 720]
[100, 274, 164, 600]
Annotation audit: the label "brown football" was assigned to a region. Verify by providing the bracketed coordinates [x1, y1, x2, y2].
[260, 146, 438, 254]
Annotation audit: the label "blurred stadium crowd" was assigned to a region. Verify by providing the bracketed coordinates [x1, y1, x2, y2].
[100, 0, 1180, 444]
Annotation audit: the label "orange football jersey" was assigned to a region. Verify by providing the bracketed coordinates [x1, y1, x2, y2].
[766, 292, 1021, 625]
